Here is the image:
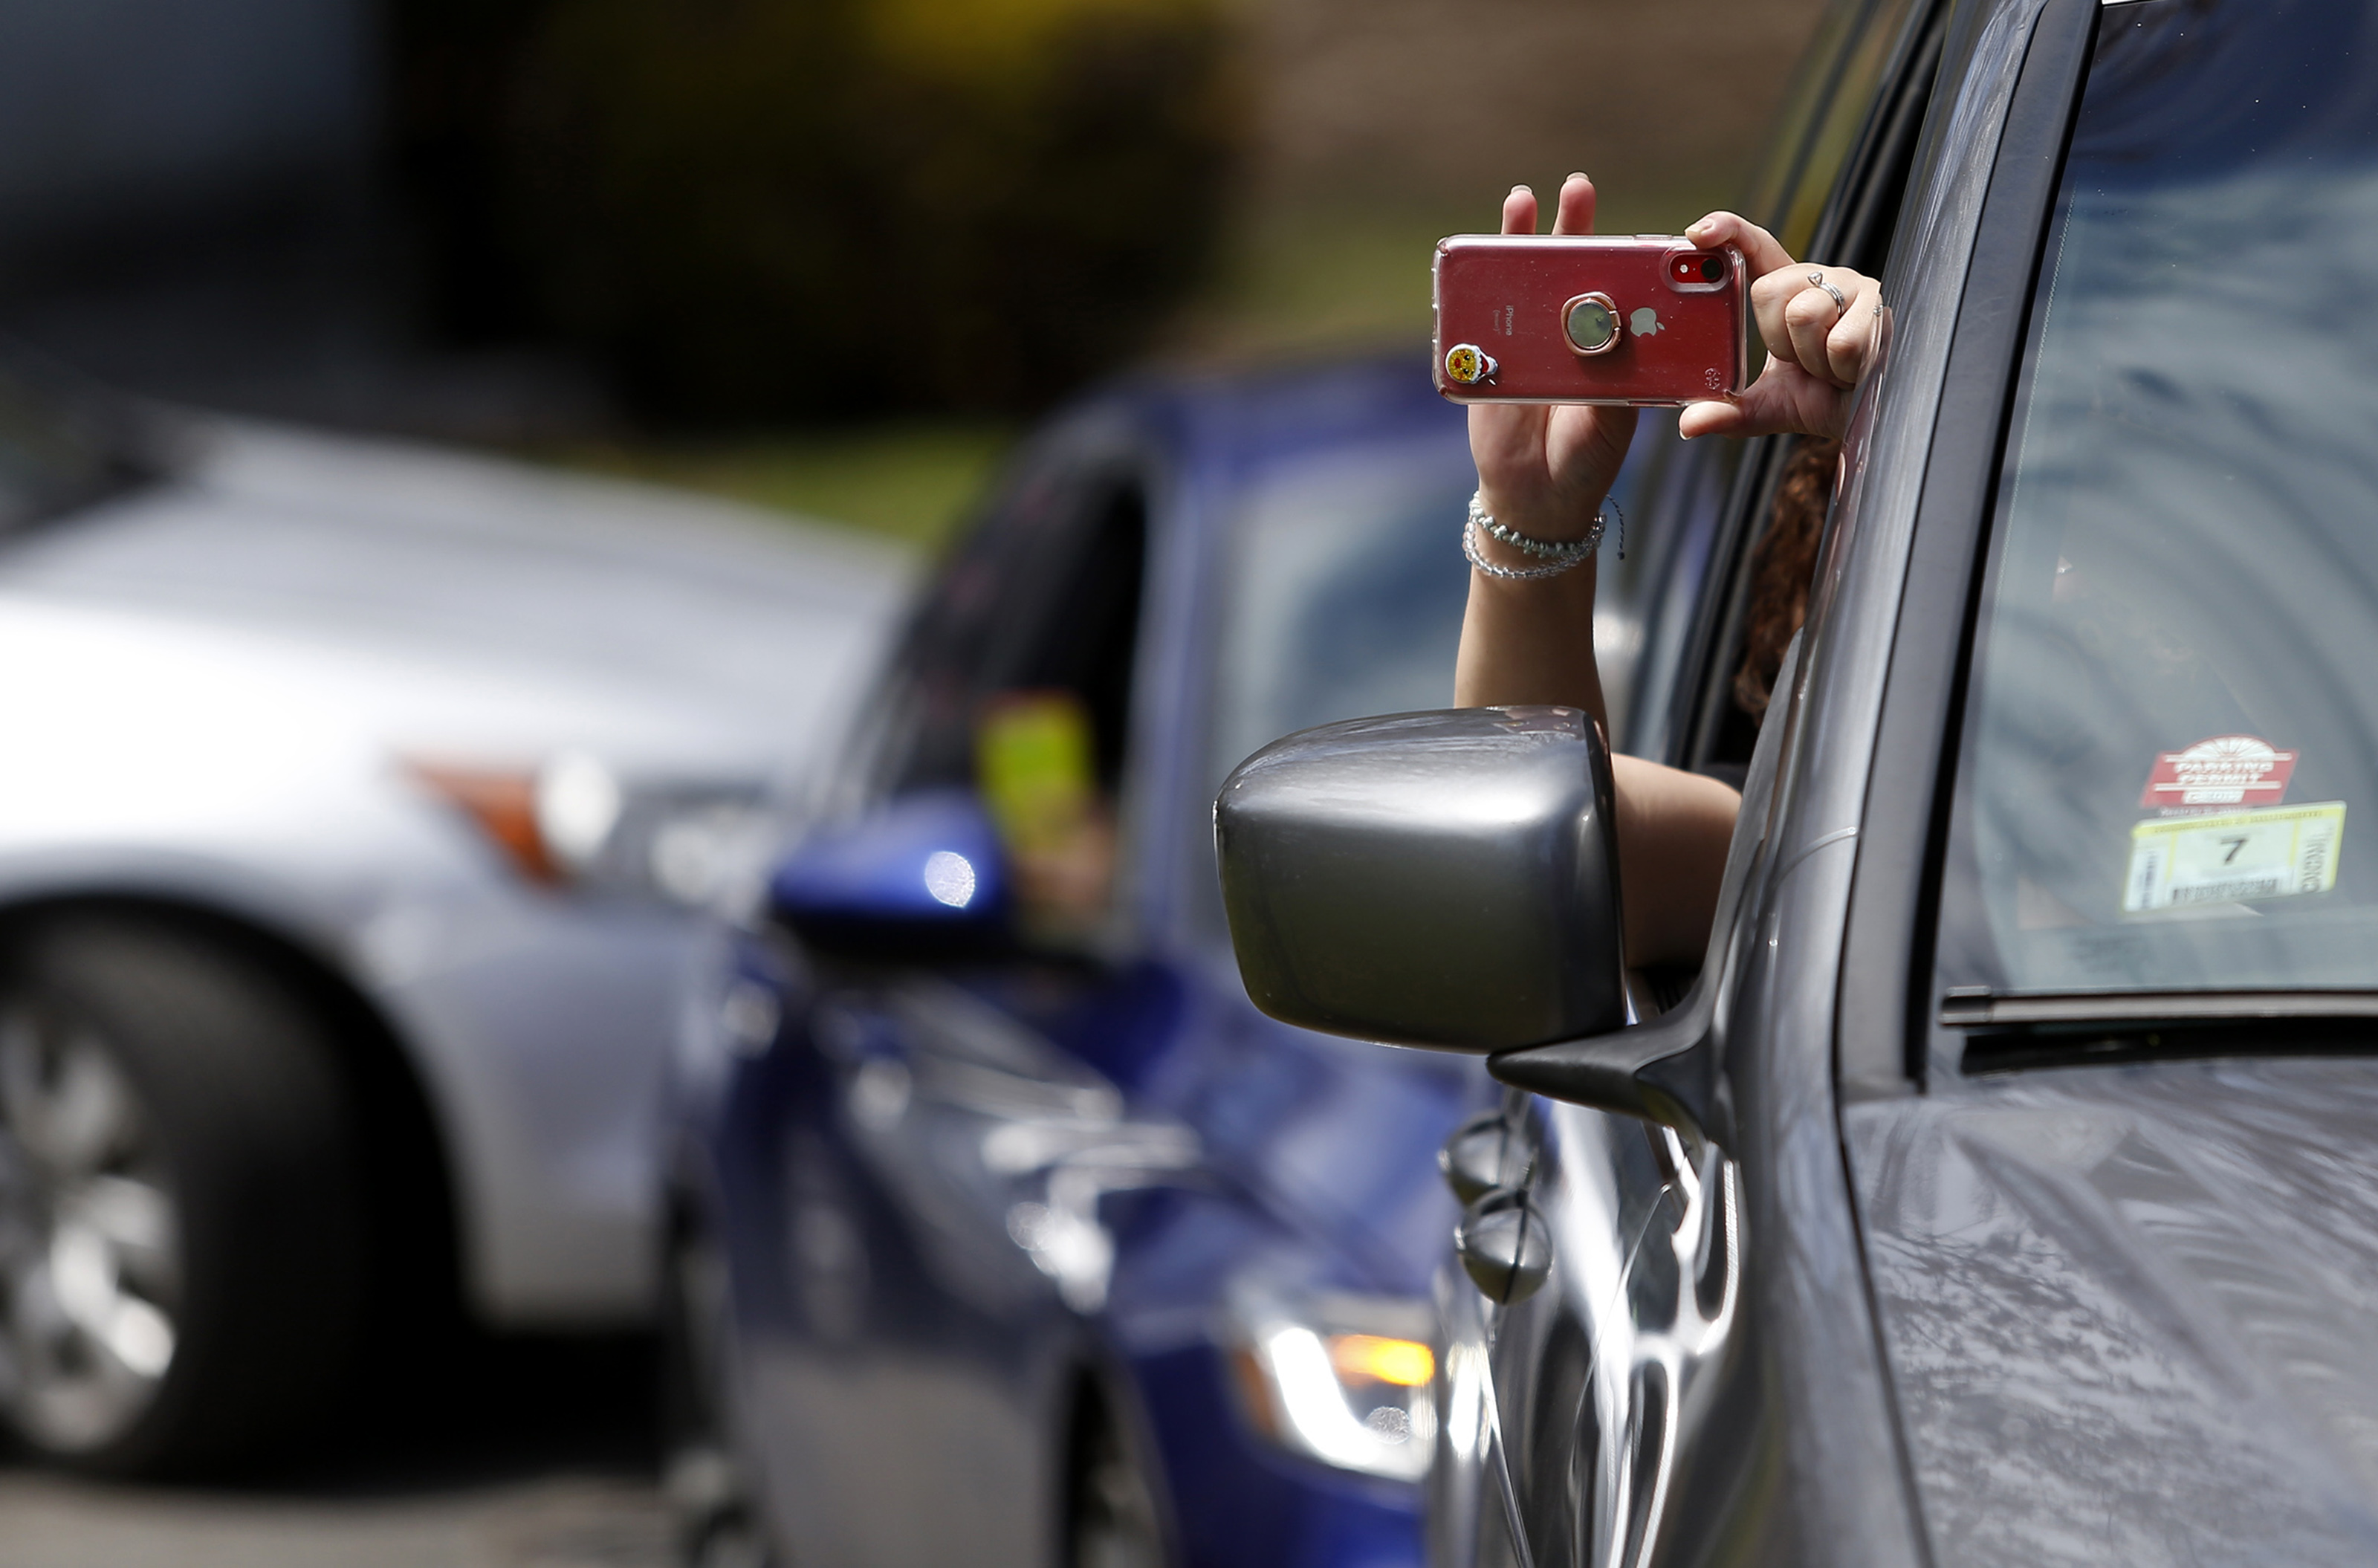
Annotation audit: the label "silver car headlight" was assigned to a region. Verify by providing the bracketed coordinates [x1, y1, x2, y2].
[406, 750, 785, 910]
[1225, 1282, 1437, 1483]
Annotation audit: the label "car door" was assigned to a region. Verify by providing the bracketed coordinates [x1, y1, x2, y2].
[1835, 1, 2378, 1558]
[1432, 3, 1944, 1565]
[749, 424, 1192, 1568]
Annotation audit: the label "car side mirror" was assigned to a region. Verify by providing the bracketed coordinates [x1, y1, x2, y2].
[1214, 707, 1625, 1052]
[771, 789, 1011, 958]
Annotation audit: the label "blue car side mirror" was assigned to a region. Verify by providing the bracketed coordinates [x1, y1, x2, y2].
[770, 789, 1011, 956]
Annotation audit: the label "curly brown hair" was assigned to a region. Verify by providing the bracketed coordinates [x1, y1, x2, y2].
[1732, 435, 1840, 719]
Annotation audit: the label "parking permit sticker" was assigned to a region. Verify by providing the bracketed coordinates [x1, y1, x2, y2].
[2140, 735, 2297, 809]
[2124, 801, 2345, 913]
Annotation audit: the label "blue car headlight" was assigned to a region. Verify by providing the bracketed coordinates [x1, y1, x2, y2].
[1225, 1283, 1437, 1483]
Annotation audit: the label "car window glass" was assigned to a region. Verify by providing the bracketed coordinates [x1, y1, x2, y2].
[1937, 0, 2378, 995]
[854, 468, 1146, 938]
[1208, 441, 1475, 792]
[878, 471, 1145, 800]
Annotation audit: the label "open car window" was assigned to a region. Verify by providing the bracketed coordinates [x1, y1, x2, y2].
[1936, 0, 2378, 997]
[857, 460, 1146, 802]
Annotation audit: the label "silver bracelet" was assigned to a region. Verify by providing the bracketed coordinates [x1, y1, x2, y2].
[1462, 491, 1621, 580]
[1468, 490, 1604, 560]
[1465, 515, 1589, 580]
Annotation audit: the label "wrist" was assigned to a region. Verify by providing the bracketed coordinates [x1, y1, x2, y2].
[1464, 490, 1613, 583]
[1474, 485, 1608, 546]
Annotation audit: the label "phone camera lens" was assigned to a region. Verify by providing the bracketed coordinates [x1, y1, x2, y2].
[1700, 255, 1724, 282]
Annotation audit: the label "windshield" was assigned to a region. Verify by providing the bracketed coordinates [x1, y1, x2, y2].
[1937, 0, 2378, 996]
[1208, 443, 1477, 789]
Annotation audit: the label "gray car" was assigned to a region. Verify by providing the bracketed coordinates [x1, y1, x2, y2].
[0, 373, 905, 1470]
[1219, 0, 2378, 1563]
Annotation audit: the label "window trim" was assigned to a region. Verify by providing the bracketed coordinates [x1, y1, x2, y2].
[1832, 0, 2101, 1094]
[1672, 0, 1948, 780]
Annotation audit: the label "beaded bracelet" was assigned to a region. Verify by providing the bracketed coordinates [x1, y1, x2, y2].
[1461, 491, 1623, 580]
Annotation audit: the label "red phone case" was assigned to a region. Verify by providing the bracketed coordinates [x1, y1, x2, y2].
[1432, 235, 1755, 406]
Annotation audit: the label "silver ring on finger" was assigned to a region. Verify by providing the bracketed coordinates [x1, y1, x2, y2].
[1808, 270, 1848, 320]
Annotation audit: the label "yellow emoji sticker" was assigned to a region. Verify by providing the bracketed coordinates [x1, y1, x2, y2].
[1444, 343, 1497, 385]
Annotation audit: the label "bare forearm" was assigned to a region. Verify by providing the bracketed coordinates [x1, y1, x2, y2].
[1447, 191, 1873, 976]
[1610, 755, 1740, 968]
[1452, 558, 1607, 720]
[1454, 546, 1738, 965]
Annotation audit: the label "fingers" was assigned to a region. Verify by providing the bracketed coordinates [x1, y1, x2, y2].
[1676, 398, 1745, 441]
[1551, 172, 1597, 236]
[1500, 174, 1598, 236]
[1783, 280, 1846, 385]
[1679, 360, 1852, 442]
[1747, 268, 1794, 362]
[1671, 216, 1882, 441]
[1502, 184, 1538, 236]
[1686, 211, 1793, 278]
[1754, 264, 1876, 389]
[1825, 272, 1884, 386]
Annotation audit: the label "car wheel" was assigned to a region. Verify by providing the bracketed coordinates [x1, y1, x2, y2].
[0, 916, 365, 1472]
[663, 1214, 776, 1568]
[1069, 1387, 1166, 1568]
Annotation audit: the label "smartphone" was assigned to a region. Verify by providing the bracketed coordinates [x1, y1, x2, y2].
[1432, 234, 1755, 405]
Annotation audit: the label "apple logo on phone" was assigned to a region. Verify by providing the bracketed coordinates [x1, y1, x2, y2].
[1630, 307, 1664, 337]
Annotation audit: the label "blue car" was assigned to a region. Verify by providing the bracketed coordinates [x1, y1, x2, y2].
[660, 357, 1695, 1568]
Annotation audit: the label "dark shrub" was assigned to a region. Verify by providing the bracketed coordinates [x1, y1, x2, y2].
[392, 0, 1242, 422]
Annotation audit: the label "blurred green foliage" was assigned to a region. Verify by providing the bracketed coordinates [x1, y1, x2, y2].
[392, 0, 1243, 424]
[552, 421, 1014, 552]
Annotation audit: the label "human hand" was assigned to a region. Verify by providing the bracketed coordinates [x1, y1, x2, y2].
[1676, 211, 1882, 442]
[1468, 174, 1641, 551]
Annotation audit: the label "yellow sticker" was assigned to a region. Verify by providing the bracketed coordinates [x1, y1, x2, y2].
[2123, 800, 2345, 913]
[1443, 343, 1495, 386]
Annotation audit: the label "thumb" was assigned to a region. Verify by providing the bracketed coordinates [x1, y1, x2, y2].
[1679, 366, 1847, 441]
[1685, 210, 1794, 278]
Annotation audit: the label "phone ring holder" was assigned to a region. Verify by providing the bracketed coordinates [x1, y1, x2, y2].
[1444, 343, 1498, 385]
[1562, 294, 1621, 355]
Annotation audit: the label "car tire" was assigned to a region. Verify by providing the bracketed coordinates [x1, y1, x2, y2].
[662, 1211, 777, 1568]
[1069, 1385, 1167, 1568]
[0, 914, 366, 1473]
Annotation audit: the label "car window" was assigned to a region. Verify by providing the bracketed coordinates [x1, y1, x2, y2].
[1936, 0, 2378, 996]
[868, 465, 1146, 803]
[1207, 441, 1476, 792]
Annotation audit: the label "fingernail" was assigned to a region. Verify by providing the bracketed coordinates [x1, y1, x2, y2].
[1567, 172, 1590, 184]
[1510, 184, 1530, 195]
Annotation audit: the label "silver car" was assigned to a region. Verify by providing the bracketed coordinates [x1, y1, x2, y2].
[0, 373, 907, 1470]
